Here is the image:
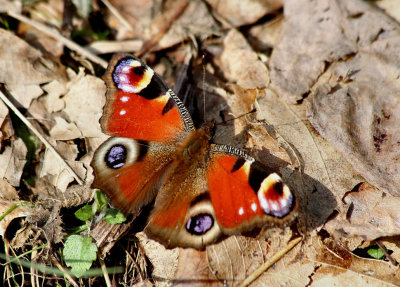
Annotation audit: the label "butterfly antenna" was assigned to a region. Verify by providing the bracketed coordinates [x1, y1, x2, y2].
[215, 108, 257, 126]
[202, 54, 206, 122]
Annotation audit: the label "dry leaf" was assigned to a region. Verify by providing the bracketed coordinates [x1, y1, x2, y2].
[0, 138, 27, 186]
[0, 200, 33, 238]
[63, 71, 106, 138]
[136, 232, 179, 286]
[221, 29, 269, 90]
[269, 0, 356, 103]
[174, 249, 218, 286]
[309, 237, 400, 286]
[207, 230, 307, 286]
[38, 141, 86, 192]
[325, 183, 400, 241]
[307, 40, 400, 196]
[0, 28, 64, 108]
[206, 0, 283, 27]
[156, 0, 220, 51]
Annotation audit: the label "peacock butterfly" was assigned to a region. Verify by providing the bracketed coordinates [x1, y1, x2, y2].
[91, 54, 298, 249]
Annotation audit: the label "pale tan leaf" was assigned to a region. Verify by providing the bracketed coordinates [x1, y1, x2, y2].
[307, 52, 400, 197]
[206, 0, 283, 27]
[207, 229, 309, 286]
[0, 138, 27, 186]
[221, 29, 269, 90]
[136, 232, 178, 287]
[269, 0, 357, 103]
[325, 183, 400, 241]
[0, 200, 33, 238]
[308, 237, 400, 286]
[63, 72, 106, 138]
[156, 0, 220, 51]
[0, 179, 19, 200]
[39, 141, 86, 192]
[49, 116, 81, 140]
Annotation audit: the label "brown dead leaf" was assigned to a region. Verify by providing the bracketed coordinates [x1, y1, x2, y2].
[206, 0, 283, 27]
[207, 229, 308, 286]
[325, 183, 400, 241]
[154, 0, 220, 52]
[174, 249, 218, 286]
[49, 116, 81, 140]
[136, 232, 179, 286]
[248, 15, 283, 52]
[269, 0, 357, 103]
[0, 179, 18, 200]
[308, 51, 400, 197]
[0, 138, 27, 186]
[0, 28, 64, 108]
[0, 200, 33, 238]
[41, 80, 67, 113]
[63, 70, 106, 138]
[221, 29, 269, 91]
[107, 0, 157, 40]
[38, 141, 86, 192]
[309, 237, 400, 286]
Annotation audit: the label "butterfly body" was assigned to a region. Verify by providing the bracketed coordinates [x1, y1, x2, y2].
[92, 54, 298, 249]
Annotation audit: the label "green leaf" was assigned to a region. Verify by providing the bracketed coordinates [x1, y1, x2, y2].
[74, 205, 93, 221]
[104, 208, 126, 224]
[95, 190, 109, 212]
[367, 246, 385, 260]
[63, 235, 97, 278]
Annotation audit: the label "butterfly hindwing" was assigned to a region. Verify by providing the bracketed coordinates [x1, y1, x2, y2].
[144, 157, 222, 249]
[207, 144, 298, 235]
[92, 138, 176, 214]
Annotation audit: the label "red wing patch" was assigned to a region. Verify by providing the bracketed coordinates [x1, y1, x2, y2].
[101, 55, 188, 142]
[207, 150, 296, 233]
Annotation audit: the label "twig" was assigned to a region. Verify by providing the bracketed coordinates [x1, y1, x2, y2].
[240, 237, 302, 287]
[7, 11, 107, 69]
[51, 256, 79, 287]
[101, 0, 134, 32]
[136, 0, 189, 57]
[99, 256, 112, 287]
[0, 90, 84, 185]
[376, 240, 398, 266]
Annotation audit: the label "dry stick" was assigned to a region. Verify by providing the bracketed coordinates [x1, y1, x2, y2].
[99, 257, 112, 287]
[0, 90, 84, 185]
[7, 11, 108, 69]
[240, 237, 302, 287]
[136, 0, 189, 57]
[51, 256, 79, 287]
[101, 0, 134, 32]
[376, 240, 398, 266]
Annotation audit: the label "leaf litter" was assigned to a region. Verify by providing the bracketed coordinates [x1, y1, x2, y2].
[0, 0, 400, 286]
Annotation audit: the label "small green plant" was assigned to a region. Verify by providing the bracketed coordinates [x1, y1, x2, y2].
[63, 235, 97, 278]
[62, 190, 126, 277]
[367, 245, 386, 260]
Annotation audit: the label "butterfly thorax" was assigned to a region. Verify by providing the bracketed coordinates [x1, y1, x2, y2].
[176, 126, 213, 166]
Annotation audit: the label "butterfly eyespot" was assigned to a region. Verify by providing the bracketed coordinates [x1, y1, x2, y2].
[105, 144, 127, 169]
[112, 57, 154, 94]
[257, 173, 295, 218]
[185, 213, 214, 235]
[93, 137, 144, 172]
